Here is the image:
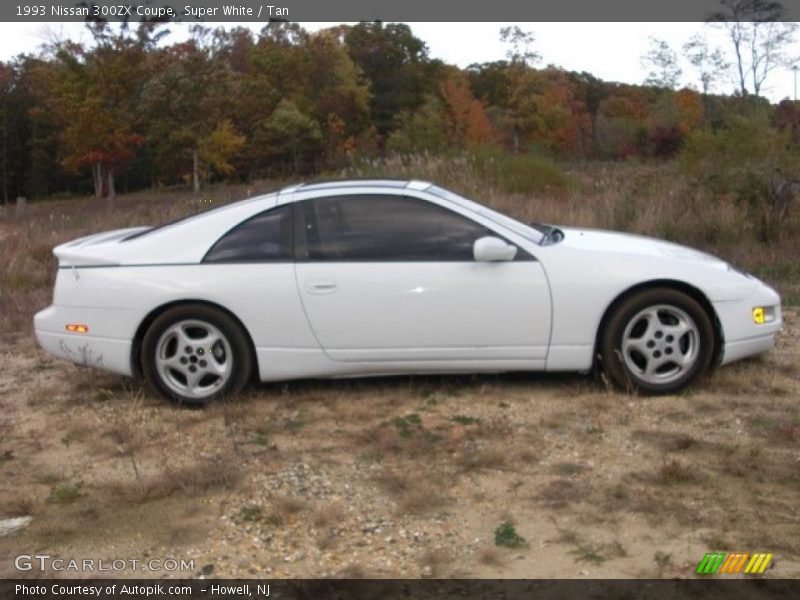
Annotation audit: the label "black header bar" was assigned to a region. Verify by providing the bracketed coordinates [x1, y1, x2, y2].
[3, 0, 800, 23]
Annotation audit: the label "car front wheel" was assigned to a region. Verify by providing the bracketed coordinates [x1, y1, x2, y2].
[142, 304, 252, 404]
[601, 288, 715, 394]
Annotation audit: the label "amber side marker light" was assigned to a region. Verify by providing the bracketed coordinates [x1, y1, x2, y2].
[65, 324, 89, 333]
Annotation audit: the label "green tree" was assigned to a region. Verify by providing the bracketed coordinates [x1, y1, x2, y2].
[259, 100, 322, 173]
[344, 22, 435, 138]
[141, 28, 239, 191]
[198, 119, 245, 180]
[386, 96, 446, 154]
[301, 29, 371, 165]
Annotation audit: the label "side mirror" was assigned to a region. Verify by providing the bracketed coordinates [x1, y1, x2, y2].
[473, 236, 518, 262]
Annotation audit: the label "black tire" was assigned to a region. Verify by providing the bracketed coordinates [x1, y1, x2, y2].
[600, 288, 715, 395]
[141, 304, 252, 405]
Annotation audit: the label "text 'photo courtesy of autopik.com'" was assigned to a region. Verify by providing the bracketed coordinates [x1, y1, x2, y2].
[0, 0, 799, 598]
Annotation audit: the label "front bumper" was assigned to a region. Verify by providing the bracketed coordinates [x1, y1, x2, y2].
[34, 305, 133, 376]
[715, 281, 783, 366]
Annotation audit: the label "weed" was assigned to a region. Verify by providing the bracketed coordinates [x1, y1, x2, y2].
[420, 548, 454, 578]
[114, 453, 241, 502]
[456, 442, 507, 471]
[390, 413, 423, 438]
[312, 502, 345, 528]
[551, 526, 580, 546]
[494, 521, 527, 548]
[657, 458, 698, 484]
[4, 494, 35, 517]
[251, 433, 270, 446]
[654, 551, 672, 575]
[477, 416, 514, 439]
[373, 468, 449, 515]
[270, 495, 306, 524]
[47, 481, 84, 504]
[551, 462, 587, 477]
[234, 505, 262, 524]
[536, 478, 589, 508]
[36, 473, 63, 485]
[266, 514, 284, 527]
[451, 415, 480, 425]
[702, 535, 731, 551]
[478, 546, 505, 566]
[284, 413, 308, 434]
[570, 543, 606, 564]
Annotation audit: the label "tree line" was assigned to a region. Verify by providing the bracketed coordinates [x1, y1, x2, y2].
[0, 9, 797, 202]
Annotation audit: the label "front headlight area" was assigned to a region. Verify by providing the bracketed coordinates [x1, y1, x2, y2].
[752, 305, 778, 325]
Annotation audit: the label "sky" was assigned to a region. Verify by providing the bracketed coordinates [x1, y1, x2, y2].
[0, 21, 798, 103]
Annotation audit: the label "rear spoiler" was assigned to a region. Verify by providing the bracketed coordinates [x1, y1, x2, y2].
[53, 226, 150, 267]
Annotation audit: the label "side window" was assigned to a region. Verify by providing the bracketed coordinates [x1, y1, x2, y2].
[204, 204, 293, 263]
[296, 194, 502, 261]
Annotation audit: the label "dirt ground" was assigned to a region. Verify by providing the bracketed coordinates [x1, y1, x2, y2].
[0, 306, 797, 580]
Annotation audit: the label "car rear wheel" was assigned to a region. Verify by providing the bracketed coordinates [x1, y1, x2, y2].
[142, 304, 252, 404]
[601, 288, 715, 394]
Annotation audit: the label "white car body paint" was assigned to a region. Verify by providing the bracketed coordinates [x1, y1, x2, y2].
[34, 180, 783, 384]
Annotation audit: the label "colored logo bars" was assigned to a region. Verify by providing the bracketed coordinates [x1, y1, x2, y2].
[696, 552, 773, 575]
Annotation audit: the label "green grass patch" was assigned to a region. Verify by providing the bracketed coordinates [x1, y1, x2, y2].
[451, 415, 481, 426]
[390, 413, 423, 438]
[494, 521, 527, 548]
[234, 504, 262, 524]
[47, 481, 84, 504]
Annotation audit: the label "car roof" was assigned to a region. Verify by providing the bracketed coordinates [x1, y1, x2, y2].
[279, 179, 433, 195]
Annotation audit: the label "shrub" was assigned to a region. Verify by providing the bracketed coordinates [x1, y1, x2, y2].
[494, 521, 527, 548]
[679, 116, 800, 240]
[471, 146, 571, 195]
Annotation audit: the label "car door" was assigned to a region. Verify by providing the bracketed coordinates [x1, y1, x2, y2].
[293, 192, 552, 363]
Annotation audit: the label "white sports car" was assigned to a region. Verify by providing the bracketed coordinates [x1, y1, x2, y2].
[34, 180, 782, 403]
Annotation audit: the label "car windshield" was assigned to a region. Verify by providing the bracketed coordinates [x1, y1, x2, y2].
[427, 185, 546, 245]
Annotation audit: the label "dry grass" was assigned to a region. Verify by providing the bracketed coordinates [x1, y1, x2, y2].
[3, 493, 36, 517]
[266, 495, 307, 526]
[357, 413, 445, 460]
[478, 546, 506, 567]
[536, 478, 590, 509]
[419, 547, 454, 578]
[109, 452, 242, 503]
[371, 468, 450, 515]
[455, 441, 508, 472]
[2, 322, 798, 576]
[652, 457, 700, 485]
[312, 501, 346, 528]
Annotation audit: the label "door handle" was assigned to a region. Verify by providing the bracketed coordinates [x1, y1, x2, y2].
[306, 280, 338, 294]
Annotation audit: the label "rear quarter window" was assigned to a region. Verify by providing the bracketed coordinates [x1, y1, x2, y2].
[203, 204, 293, 262]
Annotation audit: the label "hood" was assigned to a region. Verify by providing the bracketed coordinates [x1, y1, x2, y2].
[558, 227, 729, 268]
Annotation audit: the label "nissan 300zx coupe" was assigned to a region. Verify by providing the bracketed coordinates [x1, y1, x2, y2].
[34, 180, 782, 403]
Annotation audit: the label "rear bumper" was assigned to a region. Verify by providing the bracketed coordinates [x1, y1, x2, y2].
[715, 281, 782, 366]
[34, 305, 133, 376]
